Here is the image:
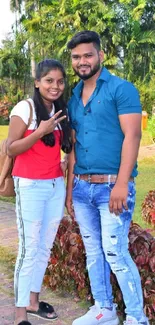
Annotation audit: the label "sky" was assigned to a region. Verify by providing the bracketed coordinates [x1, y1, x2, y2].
[0, 0, 15, 44]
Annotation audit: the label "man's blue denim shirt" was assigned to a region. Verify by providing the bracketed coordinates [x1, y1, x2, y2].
[68, 67, 142, 177]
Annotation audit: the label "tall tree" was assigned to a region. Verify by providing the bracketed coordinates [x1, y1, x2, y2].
[2, 0, 155, 111]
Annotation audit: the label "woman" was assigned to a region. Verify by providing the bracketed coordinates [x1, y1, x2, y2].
[7, 59, 72, 325]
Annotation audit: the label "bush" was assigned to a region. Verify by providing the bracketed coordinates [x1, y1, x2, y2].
[0, 96, 11, 125]
[135, 79, 155, 116]
[142, 190, 155, 227]
[0, 117, 9, 125]
[128, 223, 155, 320]
[45, 217, 155, 321]
[45, 216, 90, 299]
[148, 116, 155, 142]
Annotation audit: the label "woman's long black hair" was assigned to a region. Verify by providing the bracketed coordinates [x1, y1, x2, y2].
[33, 59, 72, 154]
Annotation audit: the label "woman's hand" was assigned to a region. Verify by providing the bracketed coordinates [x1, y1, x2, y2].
[37, 110, 66, 137]
[60, 155, 68, 177]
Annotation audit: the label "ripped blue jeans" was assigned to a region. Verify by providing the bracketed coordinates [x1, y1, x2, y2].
[72, 177, 145, 320]
[14, 177, 66, 307]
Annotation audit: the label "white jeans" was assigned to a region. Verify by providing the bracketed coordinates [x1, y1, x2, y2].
[14, 177, 66, 307]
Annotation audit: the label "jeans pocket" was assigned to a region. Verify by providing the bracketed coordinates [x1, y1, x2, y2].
[127, 181, 136, 206]
[126, 183, 136, 214]
[108, 181, 135, 195]
[108, 182, 115, 192]
[128, 181, 136, 195]
[72, 176, 80, 191]
[18, 178, 37, 189]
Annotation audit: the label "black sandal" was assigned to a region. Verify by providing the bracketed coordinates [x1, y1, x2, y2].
[18, 320, 32, 325]
[27, 301, 58, 321]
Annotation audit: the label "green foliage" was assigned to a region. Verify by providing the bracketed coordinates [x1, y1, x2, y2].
[0, 0, 154, 107]
[0, 78, 26, 108]
[0, 35, 31, 101]
[148, 116, 155, 141]
[46, 216, 155, 321]
[0, 117, 9, 125]
[135, 77, 155, 115]
[116, 0, 155, 84]
[0, 37, 30, 80]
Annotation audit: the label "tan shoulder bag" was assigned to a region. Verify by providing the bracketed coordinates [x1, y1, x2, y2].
[0, 100, 33, 197]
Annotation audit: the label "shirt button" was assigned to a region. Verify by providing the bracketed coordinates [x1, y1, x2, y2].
[84, 113, 87, 115]
[86, 149, 88, 152]
[85, 132, 88, 134]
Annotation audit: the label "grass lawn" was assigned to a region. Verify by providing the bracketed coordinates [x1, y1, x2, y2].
[134, 157, 155, 229]
[0, 125, 9, 139]
[0, 246, 15, 266]
[1, 126, 155, 230]
[140, 129, 154, 146]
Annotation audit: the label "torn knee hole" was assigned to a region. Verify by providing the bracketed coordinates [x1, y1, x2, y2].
[115, 267, 129, 273]
[110, 235, 118, 245]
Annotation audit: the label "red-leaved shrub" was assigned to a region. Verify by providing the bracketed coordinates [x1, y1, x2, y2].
[45, 216, 90, 298]
[142, 190, 155, 227]
[45, 217, 155, 321]
[129, 223, 155, 320]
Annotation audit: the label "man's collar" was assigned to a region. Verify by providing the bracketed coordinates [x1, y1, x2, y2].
[97, 67, 111, 82]
[73, 80, 83, 97]
[72, 67, 111, 98]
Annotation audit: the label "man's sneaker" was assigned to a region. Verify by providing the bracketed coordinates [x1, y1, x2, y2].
[123, 316, 150, 325]
[72, 302, 119, 325]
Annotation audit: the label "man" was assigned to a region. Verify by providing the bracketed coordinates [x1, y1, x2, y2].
[66, 30, 149, 325]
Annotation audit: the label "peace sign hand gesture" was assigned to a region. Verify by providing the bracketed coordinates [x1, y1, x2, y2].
[37, 110, 66, 137]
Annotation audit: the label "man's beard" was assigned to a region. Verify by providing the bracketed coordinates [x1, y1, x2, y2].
[73, 61, 101, 80]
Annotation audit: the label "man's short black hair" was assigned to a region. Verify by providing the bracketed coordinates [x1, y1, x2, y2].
[67, 30, 101, 51]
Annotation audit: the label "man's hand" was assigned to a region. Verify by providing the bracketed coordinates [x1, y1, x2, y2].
[66, 195, 75, 218]
[109, 183, 128, 215]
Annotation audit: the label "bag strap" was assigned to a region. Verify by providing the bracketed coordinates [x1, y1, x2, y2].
[0, 100, 34, 186]
[25, 99, 33, 128]
[0, 139, 8, 155]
